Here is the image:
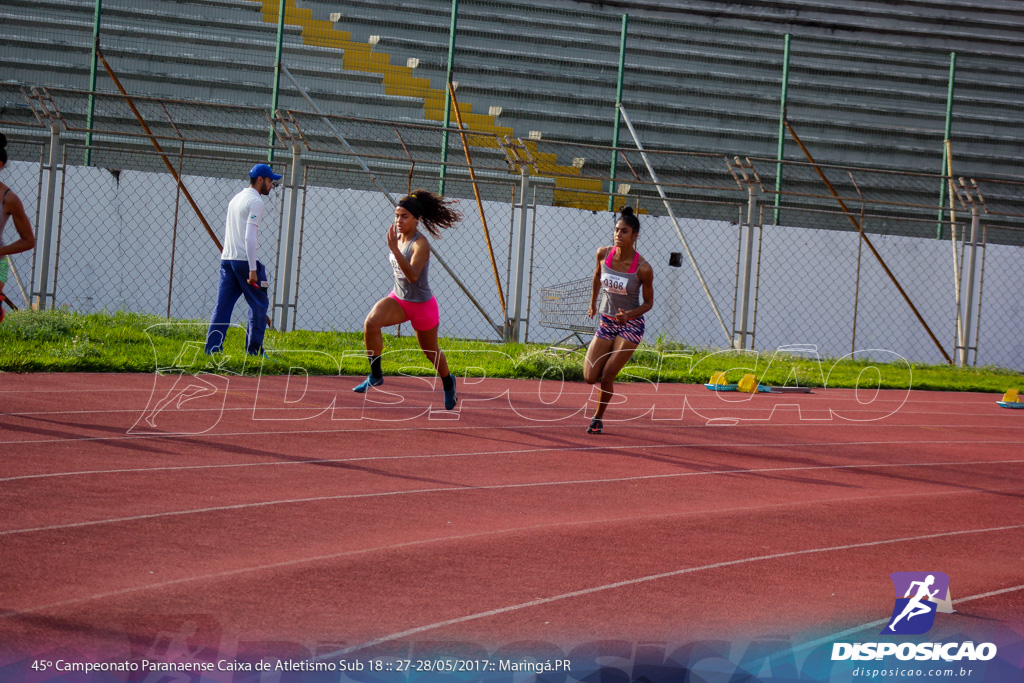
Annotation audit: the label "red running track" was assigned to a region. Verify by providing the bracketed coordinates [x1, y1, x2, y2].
[1, 372, 1022, 661]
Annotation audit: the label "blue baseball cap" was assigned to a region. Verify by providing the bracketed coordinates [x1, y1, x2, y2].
[249, 163, 282, 181]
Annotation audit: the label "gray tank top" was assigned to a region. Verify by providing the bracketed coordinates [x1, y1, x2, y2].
[598, 247, 644, 317]
[390, 232, 432, 302]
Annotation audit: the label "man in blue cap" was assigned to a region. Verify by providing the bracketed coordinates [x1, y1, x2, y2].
[204, 163, 282, 356]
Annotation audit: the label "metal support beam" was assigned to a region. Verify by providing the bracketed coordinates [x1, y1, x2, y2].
[607, 14, 628, 212]
[936, 52, 956, 239]
[438, 0, 458, 195]
[268, 0, 288, 162]
[35, 121, 62, 310]
[736, 178, 759, 350]
[277, 144, 302, 331]
[509, 166, 531, 342]
[959, 195, 981, 366]
[773, 34, 790, 226]
[84, 0, 102, 166]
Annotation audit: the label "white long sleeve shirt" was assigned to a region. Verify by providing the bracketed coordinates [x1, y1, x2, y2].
[220, 187, 264, 270]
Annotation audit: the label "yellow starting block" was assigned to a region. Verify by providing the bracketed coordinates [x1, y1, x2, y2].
[704, 371, 738, 391]
[997, 389, 1024, 409]
[737, 373, 774, 393]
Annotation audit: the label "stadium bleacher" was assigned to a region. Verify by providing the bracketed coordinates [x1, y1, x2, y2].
[3, 0, 1024, 217]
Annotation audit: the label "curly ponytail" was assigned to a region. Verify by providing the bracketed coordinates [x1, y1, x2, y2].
[397, 189, 462, 238]
[618, 205, 640, 232]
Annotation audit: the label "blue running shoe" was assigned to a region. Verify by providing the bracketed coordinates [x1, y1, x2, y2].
[443, 376, 458, 410]
[353, 375, 383, 393]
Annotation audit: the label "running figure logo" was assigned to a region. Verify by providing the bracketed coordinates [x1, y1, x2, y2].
[882, 572, 953, 635]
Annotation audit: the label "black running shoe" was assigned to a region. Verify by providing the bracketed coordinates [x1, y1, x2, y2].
[586, 417, 603, 434]
[443, 376, 458, 410]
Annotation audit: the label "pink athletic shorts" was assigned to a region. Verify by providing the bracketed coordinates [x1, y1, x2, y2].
[388, 292, 440, 331]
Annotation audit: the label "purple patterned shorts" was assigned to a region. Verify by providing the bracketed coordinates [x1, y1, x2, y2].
[596, 314, 645, 344]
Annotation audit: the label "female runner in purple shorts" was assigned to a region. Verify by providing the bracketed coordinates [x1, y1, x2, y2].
[354, 189, 461, 410]
[583, 206, 654, 434]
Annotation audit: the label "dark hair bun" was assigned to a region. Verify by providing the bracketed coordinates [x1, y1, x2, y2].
[0, 132, 7, 149]
[620, 206, 634, 216]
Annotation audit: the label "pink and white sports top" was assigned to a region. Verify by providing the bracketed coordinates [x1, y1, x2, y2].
[597, 246, 645, 317]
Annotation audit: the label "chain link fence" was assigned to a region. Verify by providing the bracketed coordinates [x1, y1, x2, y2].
[2, 86, 1022, 369]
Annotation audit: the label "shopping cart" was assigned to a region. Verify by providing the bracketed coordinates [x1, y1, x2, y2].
[536, 277, 595, 353]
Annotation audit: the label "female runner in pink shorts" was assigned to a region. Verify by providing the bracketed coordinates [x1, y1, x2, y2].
[583, 206, 654, 434]
[354, 189, 461, 410]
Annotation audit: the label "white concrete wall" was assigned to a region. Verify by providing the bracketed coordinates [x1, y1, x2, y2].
[15, 161, 1021, 369]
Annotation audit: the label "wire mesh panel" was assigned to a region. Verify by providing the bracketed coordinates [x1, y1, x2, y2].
[169, 169, 287, 326]
[287, 163, 513, 338]
[535, 277, 595, 349]
[974, 226, 1024, 369]
[49, 144, 284, 324]
[2, 77, 1023, 368]
[753, 224, 861, 359]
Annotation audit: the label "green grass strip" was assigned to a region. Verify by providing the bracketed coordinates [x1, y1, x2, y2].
[0, 309, 1020, 394]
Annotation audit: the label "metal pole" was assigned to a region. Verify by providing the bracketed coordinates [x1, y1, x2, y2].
[525, 185, 538, 344]
[268, 0, 287, 163]
[773, 34, 791, 226]
[937, 52, 956, 239]
[946, 140, 964, 353]
[448, 78, 507, 318]
[84, 0, 102, 167]
[438, 0, 458, 194]
[960, 202, 980, 366]
[618, 103, 732, 344]
[737, 182, 758, 349]
[607, 14, 628, 212]
[167, 141, 184, 318]
[35, 122, 62, 311]
[278, 144, 302, 331]
[510, 166, 530, 342]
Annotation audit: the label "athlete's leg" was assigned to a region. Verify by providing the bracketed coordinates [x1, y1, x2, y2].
[355, 296, 409, 392]
[414, 324, 458, 410]
[592, 336, 640, 421]
[363, 295, 408, 356]
[583, 335, 615, 385]
[413, 324, 449, 377]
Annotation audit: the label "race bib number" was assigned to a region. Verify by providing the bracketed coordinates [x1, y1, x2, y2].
[389, 252, 403, 279]
[601, 273, 628, 295]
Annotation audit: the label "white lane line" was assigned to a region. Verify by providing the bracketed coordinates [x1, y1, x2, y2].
[3, 457, 1022, 537]
[1, 492, 1019, 623]
[1, 417, 1021, 448]
[2, 439, 1024, 484]
[3, 403, 1013, 418]
[318, 523, 1024, 658]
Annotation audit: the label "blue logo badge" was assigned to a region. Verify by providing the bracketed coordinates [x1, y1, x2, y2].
[881, 572, 951, 635]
